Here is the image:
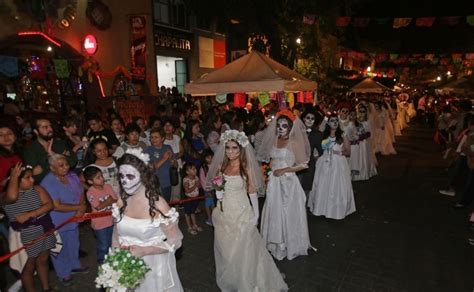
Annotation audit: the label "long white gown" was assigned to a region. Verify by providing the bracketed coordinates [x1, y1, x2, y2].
[261, 147, 312, 261]
[213, 175, 288, 291]
[113, 206, 184, 292]
[308, 138, 356, 220]
[353, 122, 377, 181]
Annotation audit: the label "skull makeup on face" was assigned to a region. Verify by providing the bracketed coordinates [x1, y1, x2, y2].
[328, 117, 339, 130]
[277, 117, 291, 139]
[119, 164, 142, 194]
[303, 113, 316, 129]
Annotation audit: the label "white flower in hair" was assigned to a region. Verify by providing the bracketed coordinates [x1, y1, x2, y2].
[220, 130, 249, 147]
[125, 148, 150, 165]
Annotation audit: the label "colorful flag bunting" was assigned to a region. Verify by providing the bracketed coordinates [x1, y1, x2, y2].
[415, 17, 435, 27]
[234, 93, 246, 108]
[286, 92, 295, 108]
[336, 17, 351, 27]
[303, 14, 316, 25]
[389, 54, 399, 60]
[257, 92, 270, 107]
[393, 18, 412, 28]
[465, 53, 474, 60]
[467, 15, 474, 26]
[440, 16, 461, 26]
[374, 18, 390, 25]
[353, 17, 370, 27]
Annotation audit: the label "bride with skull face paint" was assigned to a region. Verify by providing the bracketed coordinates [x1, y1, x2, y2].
[205, 129, 287, 291]
[308, 112, 356, 220]
[256, 109, 313, 260]
[111, 148, 184, 291]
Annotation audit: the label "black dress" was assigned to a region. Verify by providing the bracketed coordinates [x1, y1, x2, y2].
[300, 129, 324, 192]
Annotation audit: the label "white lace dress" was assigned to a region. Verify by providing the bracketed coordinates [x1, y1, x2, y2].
[308, 138, 356, 219]
[260, 147, 312, 260]
[112, 206, 184, 292]
[213, 175, 288, 291]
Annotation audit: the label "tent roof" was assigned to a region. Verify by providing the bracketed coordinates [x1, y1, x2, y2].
[351, 78, 390, 93]
[438, 77, 474, 93]
[185, 51, 317, 95]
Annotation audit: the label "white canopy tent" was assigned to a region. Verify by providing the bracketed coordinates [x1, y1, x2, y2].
[351, 78, 391, 93]
[184, 51, 317, 95]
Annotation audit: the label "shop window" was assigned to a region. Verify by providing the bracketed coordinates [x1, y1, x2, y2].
[175, 60, 187, 94]
[154, 0, 170, 24]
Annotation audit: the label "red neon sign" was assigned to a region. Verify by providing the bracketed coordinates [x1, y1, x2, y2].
[83, 34, 98, 55]
[17, 31, 62, 47]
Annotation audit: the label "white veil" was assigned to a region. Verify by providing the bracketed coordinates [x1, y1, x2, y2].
[204, 130, 265, 196]
[255, 116, 311, 167]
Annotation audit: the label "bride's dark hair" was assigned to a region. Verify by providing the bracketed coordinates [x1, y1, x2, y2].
[117, 153, 165, 221]
[220, 140, 249, 190]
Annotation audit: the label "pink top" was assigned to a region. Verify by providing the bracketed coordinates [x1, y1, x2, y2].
[183, 176, 200, 198]
[86, 184, 117, 230]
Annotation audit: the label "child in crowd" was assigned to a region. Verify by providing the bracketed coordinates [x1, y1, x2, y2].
[113, 123, 147, 159]
[83, 166, 117, 264]
[199, 150, 215, 226]
[182, 163, 202, 235]
[84, 138, 120, 194]
[145, 127, 173, 202]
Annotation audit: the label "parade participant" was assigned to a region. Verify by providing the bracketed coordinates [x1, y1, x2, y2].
[3, 164, 56, 292]
[355, 104, 378, 180]
[308, 112, 356, 220]
[113, 149, 183, 291]
[23, 119, 77, 182]
[256, 109, 313, 260]
[205, 130, 288, 291]
[299, 108, 324, 193]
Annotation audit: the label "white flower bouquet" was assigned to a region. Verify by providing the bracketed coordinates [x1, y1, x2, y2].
[95, 247, 151, 291]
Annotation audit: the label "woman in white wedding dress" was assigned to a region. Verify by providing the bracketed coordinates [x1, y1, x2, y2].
[205, 130, 288, 291]
[112, 150, 183, 292]
[308, 113, 356, 220]
[256, 110, 313, 260]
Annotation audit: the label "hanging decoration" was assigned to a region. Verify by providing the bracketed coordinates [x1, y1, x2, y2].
[415, 17, 435, 27]
[53, 59, 70, 78]
[86, 0, 112, 30]
[393, 18, 412, 28]
[57, 0, 77, 29]
[302, 14, 316, 25]
[353, 17, 370, 28]
[130, 15, 147, 80]
[277, 91, 286, 109]
[111, 73, 137, 97]
[257, 92, 270, 106]
[233, 93, 246, 108]
[286, 92, 295, 109]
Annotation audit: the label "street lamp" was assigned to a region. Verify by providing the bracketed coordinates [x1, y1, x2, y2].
[367, 66, 371, 72]
[296, 37, 301, 45]
[447, 71, 451, 76]
[436, 76, 441, 81]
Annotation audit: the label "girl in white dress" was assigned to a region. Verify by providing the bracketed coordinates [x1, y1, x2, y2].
[256, 109, 313, 260]
[205, 130, 288, 291]
[308, 113, 356, 220]
[354, 104, 377, 181]
[112, 149, 183, 292]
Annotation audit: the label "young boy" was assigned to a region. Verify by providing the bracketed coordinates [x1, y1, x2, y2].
[83, 166, 117, 264]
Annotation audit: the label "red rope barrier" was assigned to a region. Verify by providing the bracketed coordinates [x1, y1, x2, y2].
[0, 195, 207, 263]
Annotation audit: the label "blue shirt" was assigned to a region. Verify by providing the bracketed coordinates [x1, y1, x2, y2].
[41, 172, 83, 231]
[145, 144, 172, 188]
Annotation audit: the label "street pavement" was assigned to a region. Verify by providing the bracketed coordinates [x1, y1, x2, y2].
[12, 123, 474, 291]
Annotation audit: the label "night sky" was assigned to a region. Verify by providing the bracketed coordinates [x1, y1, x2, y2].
[342, 0, 474, 53]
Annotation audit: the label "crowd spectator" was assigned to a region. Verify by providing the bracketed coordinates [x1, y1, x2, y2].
[23, 118, 77, 182]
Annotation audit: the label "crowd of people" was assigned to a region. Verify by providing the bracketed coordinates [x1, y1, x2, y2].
[0, 87, 472, 291]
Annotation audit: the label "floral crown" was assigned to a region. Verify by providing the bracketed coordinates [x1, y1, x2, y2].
[220, 130, 249, 147]
[125, 148, 150, 165]
[275, 109, 296, 121]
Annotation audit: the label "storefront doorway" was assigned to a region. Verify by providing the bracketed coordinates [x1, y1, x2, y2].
[156, 55, 187, 94]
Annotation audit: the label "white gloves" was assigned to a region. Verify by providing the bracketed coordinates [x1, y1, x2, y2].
[249, 193, 259, 226]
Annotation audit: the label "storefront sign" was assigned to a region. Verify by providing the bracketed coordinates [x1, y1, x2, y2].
[130, 15, 147, 80]
[83, 34, 98, 55]
[154, 28, 192, 51]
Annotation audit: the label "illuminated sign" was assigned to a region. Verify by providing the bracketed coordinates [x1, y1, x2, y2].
[83, 34, 98, 55]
